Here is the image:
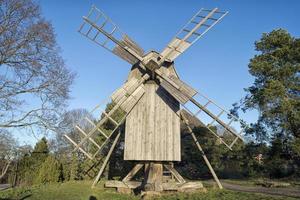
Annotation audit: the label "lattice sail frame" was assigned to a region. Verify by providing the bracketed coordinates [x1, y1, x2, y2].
[64, 74, 149, 160]
[78, 5, 144, 64]
[154, 70, 246, 150]
[182, 92, 247, 150]
[160, 8, 228, 62]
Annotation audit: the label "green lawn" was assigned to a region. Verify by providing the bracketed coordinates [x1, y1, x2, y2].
[0, 181, 298, 200]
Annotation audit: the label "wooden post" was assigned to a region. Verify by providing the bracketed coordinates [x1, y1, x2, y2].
[143, 162, 163, 192]
[181, 113, 223, 189]
[92, 130, 121, 188]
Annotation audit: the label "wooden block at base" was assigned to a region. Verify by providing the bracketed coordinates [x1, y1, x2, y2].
[105, 180, 142, 189]
[178, 181, 205, 192]
[162, 182, 181, 191]
[117, 187, 132, 194]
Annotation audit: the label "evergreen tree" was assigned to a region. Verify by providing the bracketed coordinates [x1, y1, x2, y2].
[70, 153, 82, 181]
[36, 155, 61, 184]
[17, 138, 50, 185]
[241, 29, 299, 140]
[59, 154, 71, 182]
[31, 137, 49, 166]
[238, 29, 300, 177]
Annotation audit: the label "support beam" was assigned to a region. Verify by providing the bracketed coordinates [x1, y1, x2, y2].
[122, 163, 144, 182]
[164, 164, 185, 184]
[92, 130, 121, 188]
[180, 112, 223, 189]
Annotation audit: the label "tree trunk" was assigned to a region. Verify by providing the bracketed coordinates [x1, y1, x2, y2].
[0, 160, 11, 180]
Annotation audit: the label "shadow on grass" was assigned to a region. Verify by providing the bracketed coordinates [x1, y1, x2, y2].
[0, 194, 32, 200]
[89, 196, 97, 200]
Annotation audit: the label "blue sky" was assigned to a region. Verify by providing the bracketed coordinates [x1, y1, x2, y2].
[20, 0, 299, 145]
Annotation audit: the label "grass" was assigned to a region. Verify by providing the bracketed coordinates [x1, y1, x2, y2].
[0, 181, 299, 200]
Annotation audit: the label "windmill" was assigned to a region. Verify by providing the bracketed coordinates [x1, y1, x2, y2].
[64, 5, 247, 193]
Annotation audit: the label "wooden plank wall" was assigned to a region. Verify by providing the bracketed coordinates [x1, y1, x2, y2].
[124, 82, 181, 161]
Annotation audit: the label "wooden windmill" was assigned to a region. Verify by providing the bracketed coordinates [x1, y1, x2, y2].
[64, 5, 247, 192]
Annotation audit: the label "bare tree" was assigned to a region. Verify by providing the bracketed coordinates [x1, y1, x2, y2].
[0, 129, 17, 180]
[50, 108, 92, 155]
[0, 0, 75, 129]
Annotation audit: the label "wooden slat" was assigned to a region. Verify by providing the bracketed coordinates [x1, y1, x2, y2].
[156, 69, 197, 104]
[120, 85, 145, 112]
[75, 125, 101, 149]
[160, 79, 189, 104]
[64, 135, 92, 160]
[84, 117, 109, 138]
[169, 75, 197, 98]
[160, 38, 191, 61]
[113, 46, 139, 64]
[102, 112, 118, 126]
[229, 136, 239, 148]
[122, 35, 144, 56]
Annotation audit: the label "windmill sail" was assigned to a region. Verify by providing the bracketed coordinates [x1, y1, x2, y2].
[160, 8, 227, 62]
[78, 5, 144, 64]
[156, 69, 197, 104]
[157, 74, 245, 150]
[183, 92, 246, 150]
[64, 74, 149, 159]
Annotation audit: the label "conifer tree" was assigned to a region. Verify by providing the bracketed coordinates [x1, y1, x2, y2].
[31, 137, 49, 166]
[70, 153, 82, 180]
[36, 155, 61, 184]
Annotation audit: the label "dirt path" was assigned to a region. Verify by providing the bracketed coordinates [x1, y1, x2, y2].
[221, 181, 300, 198]
[0, 184, 11, 191]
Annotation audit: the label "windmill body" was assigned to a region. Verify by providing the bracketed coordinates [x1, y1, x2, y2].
[64, 5, 248, 193]
[124, 53, 181, 161]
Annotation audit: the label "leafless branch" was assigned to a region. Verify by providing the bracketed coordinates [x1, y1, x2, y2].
[0, 0, 75, 130]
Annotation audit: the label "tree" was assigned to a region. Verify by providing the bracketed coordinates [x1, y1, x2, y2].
[51, 108, 91, 156]
[31, 137, 49, 165]
[18, 137, 49, 185]
[69, 153, 82, 181]
[0, 0, 75, 129]
[36, 155, 62, 184]
[231, 29, 300, 178]
[0, 129, 17, 180]
[239, 29, 299, 140]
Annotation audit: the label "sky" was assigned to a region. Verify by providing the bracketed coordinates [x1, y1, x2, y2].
[19, 0, 300, 145]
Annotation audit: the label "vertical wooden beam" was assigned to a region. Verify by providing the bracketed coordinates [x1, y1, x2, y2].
[92, 130, 121, 188]
[143, 162, 163, 192]
[180, 112, 223, 189]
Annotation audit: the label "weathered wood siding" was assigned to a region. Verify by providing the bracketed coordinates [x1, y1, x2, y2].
[124, 82, 181, 161]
